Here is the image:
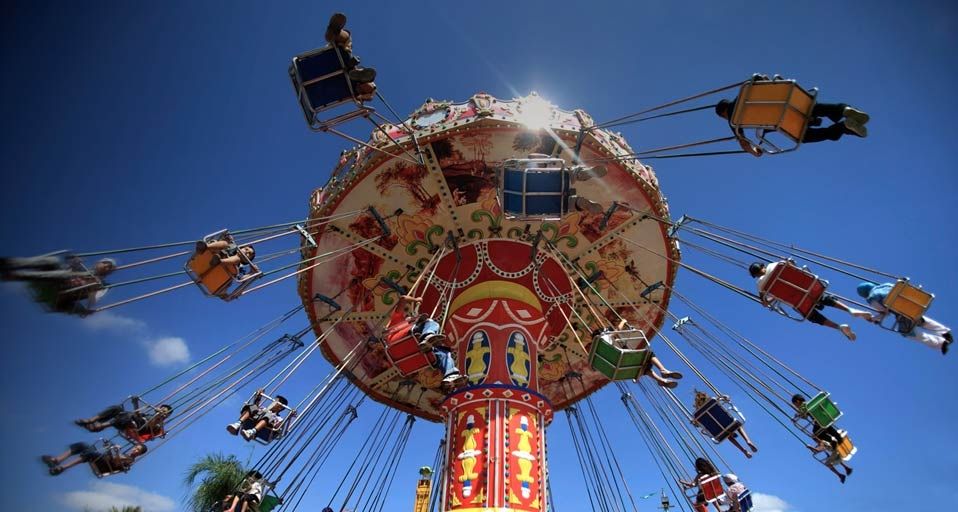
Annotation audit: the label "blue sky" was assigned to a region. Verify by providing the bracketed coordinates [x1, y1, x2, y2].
[2, 1, 957, 511]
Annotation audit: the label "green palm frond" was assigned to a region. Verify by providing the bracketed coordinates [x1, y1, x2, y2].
[183, 452, 247, 512]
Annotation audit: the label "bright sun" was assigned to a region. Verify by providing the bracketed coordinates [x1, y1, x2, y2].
[516, 94, 554, 130]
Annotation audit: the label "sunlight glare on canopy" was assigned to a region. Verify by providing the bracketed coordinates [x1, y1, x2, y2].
[516, 93, 555, 130]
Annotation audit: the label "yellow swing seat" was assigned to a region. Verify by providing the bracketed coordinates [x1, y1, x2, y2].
[185, 230, 261, 301]
[730, 77, 817, 155]
[884, 280, 934, 327]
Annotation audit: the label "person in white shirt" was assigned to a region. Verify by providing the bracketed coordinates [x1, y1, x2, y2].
[719, 474, 748, 512]
[749, 261, 870, 341]
[223, 470, 269, 512]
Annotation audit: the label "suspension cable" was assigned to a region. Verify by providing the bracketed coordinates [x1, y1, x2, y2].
[592, 80, 744, 130]
[687, 217, 900, 280]
[72, 209, 363, 258]
[143, 304, 305, 400]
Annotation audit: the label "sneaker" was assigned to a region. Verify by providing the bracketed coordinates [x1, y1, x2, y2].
[442, 372, 462, 384]
[421, 334, 445, 347]
[839, 325, 856, 341]
[842, 119, 868, 138]
[944, 331, 953, 343]
[226, 422, 241, 435]
[325, 13, 347, 44]
[942, 339, 951, 356]
[573, 196, 603, 215]
[846, 467, 853, 476]
[241, 429, 257, 441]
[41, 455, 57, 467]
[347, 67, 377, 84]
[572, 165, 608, 182]
[663, 371, 683, 379]
[839, 474, 846, 484]
[49, 466, 63, 476]
[74, 419, 91, 429]
[842, 106, 870, 126]
[663, 380, 678, 389]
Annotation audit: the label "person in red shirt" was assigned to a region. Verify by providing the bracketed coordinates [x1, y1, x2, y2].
[75, 397, 172, 444]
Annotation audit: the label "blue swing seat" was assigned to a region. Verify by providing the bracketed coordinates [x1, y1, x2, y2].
[289, 46, 370, 130]
[738, 490, 754, 512]
[499, 154, 571, 220]
[693, 398, 743, 442]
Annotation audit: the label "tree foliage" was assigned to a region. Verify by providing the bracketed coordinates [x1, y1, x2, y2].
[183, 452, 247, 512]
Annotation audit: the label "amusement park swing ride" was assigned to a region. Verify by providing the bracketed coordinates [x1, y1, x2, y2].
[5, 11, 952, 512]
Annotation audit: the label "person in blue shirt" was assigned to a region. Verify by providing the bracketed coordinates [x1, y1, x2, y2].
[856, 282, 953, 354]
[393, 294, 464, 387]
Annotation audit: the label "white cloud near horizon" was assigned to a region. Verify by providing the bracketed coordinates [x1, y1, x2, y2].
[147, 336, 191, 367]
[753, 492, 793, 512]
[60, 481, 176, 512]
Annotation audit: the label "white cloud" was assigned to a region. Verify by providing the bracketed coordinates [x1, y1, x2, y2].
[147, 336, 190, 367]
[82, 312, 147, 333]
[60, 481, 176, 512]
[80, 312, 191, 368]
[753, 493, 792, 512]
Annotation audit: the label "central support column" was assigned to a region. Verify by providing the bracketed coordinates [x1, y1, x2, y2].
[427, 239, 571, 512]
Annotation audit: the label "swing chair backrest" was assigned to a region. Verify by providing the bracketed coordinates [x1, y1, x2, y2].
[185, 230, 262, 301]
[258, 494, 283, 512]
[699, 474, 725, 503]
[383, 319, 437, 377]
[730, 78, 817, 155]
[288, 45, 372, 132]
[738, 490, 754, 512]
[884, 280, 934, 327]
[804, 392, 842, 429]
[692, 398, 743, 443]
[90, 442, 126, 478]
[588, 329, 651, 381]
[761, 261, 826, 319]
[499, 155, 571, 221]
[835, 432, 857, 460]
[91, 461, 125, 478]
[810, 430, 856, 466]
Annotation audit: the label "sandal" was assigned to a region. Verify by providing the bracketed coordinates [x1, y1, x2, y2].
[325, 13, 347, 44]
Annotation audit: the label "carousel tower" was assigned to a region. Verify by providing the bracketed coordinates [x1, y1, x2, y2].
[299, 92, 678, 511]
